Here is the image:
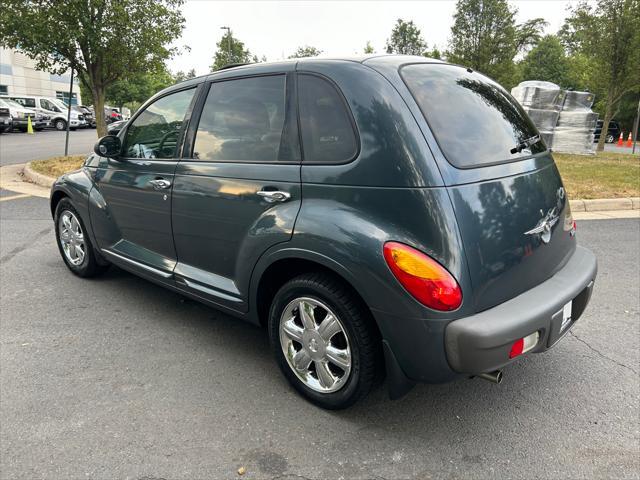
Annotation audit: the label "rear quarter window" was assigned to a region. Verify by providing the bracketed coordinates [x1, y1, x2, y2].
[401, 64, 545, 169]
[298, 74, 358, 163]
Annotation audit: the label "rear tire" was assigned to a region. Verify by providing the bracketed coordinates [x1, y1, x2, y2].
[268, 272, 380, 409]
[54, 198, 108, 278]
[606, 134, 615, 143]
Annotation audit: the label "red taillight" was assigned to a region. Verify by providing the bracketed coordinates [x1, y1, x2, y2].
[383, 242, 462, 311]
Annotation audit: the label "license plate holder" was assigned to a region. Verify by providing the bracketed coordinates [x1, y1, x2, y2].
[548, 300, 575, 347]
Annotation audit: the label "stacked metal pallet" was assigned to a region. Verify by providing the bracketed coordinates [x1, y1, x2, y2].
[511, 81, 597, 155]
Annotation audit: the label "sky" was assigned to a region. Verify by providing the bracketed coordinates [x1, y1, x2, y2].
[167, 0, 581, 76]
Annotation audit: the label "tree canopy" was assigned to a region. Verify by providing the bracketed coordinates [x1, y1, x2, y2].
[520, 35, 570, 87]
[288, 46, 323, 59]
[210, 31, 253, 71]
[559, 0, 640, 150]
[385, 19, 427, 55]
[0, 0, 185, 136]
[447, 0, 546, 88]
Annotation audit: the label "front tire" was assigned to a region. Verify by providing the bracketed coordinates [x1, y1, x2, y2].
[54, 119, 66, 131]
[268, 273, 380, 409]
[54, 198, 108, 278]
[606, 134, 615, 143]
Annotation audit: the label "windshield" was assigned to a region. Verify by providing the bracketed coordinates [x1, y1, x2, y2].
[401, 64, 546, 169]
[50, 98, 70, 111]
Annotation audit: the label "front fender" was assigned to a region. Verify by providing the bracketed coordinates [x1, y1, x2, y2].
[50, 167, 100, 253]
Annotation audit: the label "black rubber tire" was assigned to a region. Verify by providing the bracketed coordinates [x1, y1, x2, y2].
[54, 198, 108, 278]
[54, 119, 66, 131]
[268, 272, 380, 409]
[606, 134, 615, 143]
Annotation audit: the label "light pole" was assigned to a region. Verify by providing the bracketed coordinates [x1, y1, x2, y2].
[220, 26, 231, 63]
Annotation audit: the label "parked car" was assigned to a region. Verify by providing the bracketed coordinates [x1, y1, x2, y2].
[594, 119, 621, 143]
[78, 105, 97, 128]
[2, 94, 82, 131]
[0, 100, 12, 133]
[106, 119, 127, 135]
[104, 107, 123, 124]
[0, 98, 47, 131]
[50, 56, 597, 409]
[68, 105, 91, 128]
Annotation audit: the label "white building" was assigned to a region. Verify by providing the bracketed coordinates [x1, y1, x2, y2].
[0, 48, 82, 105]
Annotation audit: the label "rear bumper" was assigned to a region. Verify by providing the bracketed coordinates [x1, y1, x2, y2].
[445, 245, 597, 374]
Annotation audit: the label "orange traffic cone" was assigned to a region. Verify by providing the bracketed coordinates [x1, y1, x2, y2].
[617, 132, 624, 147]
[626, 132, 633, 147]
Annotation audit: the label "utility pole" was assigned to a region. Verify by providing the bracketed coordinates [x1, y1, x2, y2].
[220, 26, 231, 63]
[64, 68, 74, 156]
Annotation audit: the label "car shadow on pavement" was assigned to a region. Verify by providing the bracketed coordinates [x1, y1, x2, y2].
[93, 265, 578, 428]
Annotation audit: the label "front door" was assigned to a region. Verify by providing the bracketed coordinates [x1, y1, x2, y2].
[90, 87, 197, 278]
[171, 73, 301, 311]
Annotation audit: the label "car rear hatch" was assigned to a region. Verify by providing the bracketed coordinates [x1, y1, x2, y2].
[401, 63, 577, 312]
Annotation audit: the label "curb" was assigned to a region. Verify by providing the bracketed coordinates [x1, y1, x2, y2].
[23, 162, 55, 189]
[18, 162, 640, 213]
[569, 197, 639, 212]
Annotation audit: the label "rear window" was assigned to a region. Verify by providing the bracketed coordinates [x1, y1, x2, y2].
[298, 74, 358, 163]
[401, 64, 545, 168]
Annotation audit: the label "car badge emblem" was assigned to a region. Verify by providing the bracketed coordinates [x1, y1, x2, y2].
[524, 207, 559, 244]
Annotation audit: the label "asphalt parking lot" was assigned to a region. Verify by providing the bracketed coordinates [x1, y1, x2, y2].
[0, 134, 639, 479]
[0, 128, 98, 166]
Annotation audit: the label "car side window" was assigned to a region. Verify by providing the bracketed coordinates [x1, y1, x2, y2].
[12, 97, 36, 108]
[193, 75, 287, 162]
[122, 88, 195, 159]
[297, 74, 358, 163]
[40, 99, 60, 112]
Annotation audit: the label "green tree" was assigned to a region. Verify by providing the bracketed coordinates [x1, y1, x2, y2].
[0, 0, 185, 137]
[519, 35, 570, 86]
[211, 30, 253, 71]
[560, 0, 640, 151]
[386, 19, 427, 55]
[105, 66, 175, 112]
[173, 68, 197, 83]
[288, 46, 323, 58]
[426, 46, 443, 60]
[447, 0, 546, 88]
[363, 41, 375, 54]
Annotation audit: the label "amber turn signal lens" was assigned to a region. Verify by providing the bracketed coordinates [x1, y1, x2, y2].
[383, 242, 462, 311]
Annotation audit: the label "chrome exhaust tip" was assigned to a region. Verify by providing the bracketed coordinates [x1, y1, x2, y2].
[476, 370, 503, 384]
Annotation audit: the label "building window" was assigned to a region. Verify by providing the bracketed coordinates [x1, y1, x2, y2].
[0, 85, 8, 95]
[56, 91, 78, 106]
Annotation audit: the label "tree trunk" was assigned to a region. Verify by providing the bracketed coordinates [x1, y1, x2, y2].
[92, 87, 107, 137]
[597, 92, 614, 152]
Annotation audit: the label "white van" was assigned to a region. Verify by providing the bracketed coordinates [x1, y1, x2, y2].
[2, 95, 83, 131]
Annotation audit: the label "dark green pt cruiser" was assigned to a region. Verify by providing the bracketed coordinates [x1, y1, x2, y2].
[50, 56, 597, 409]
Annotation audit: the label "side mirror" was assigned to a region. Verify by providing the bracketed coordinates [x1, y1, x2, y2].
[94, 135, 122, 158]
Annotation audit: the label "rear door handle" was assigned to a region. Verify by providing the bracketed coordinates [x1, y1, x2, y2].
[256, 189, 291, 203]
[149, 178, 171, 190]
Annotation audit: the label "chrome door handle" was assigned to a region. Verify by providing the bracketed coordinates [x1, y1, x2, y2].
[149, 178, 171, 190]
[257, 190, 291, 203]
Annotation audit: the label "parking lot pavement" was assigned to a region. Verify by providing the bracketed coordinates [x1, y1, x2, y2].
[0, 129, 97, 166]
[0, 194, 638, 479]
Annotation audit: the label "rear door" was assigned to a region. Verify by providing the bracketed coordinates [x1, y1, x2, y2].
[91, 86, 197, 278]
[171, 72, 301, 311]
[400, 63, 576, 312]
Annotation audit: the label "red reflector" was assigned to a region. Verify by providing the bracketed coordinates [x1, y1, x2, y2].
[509, 338, 524, 358]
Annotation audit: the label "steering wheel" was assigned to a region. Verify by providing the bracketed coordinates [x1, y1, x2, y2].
[157, 129, 180, 157]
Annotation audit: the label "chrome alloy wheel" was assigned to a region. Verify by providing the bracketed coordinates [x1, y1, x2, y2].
[279, 297, 352, 393]
[58, 210, 85, 266]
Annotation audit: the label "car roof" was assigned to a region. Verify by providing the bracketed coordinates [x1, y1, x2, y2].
[164, 54, 444, 91]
